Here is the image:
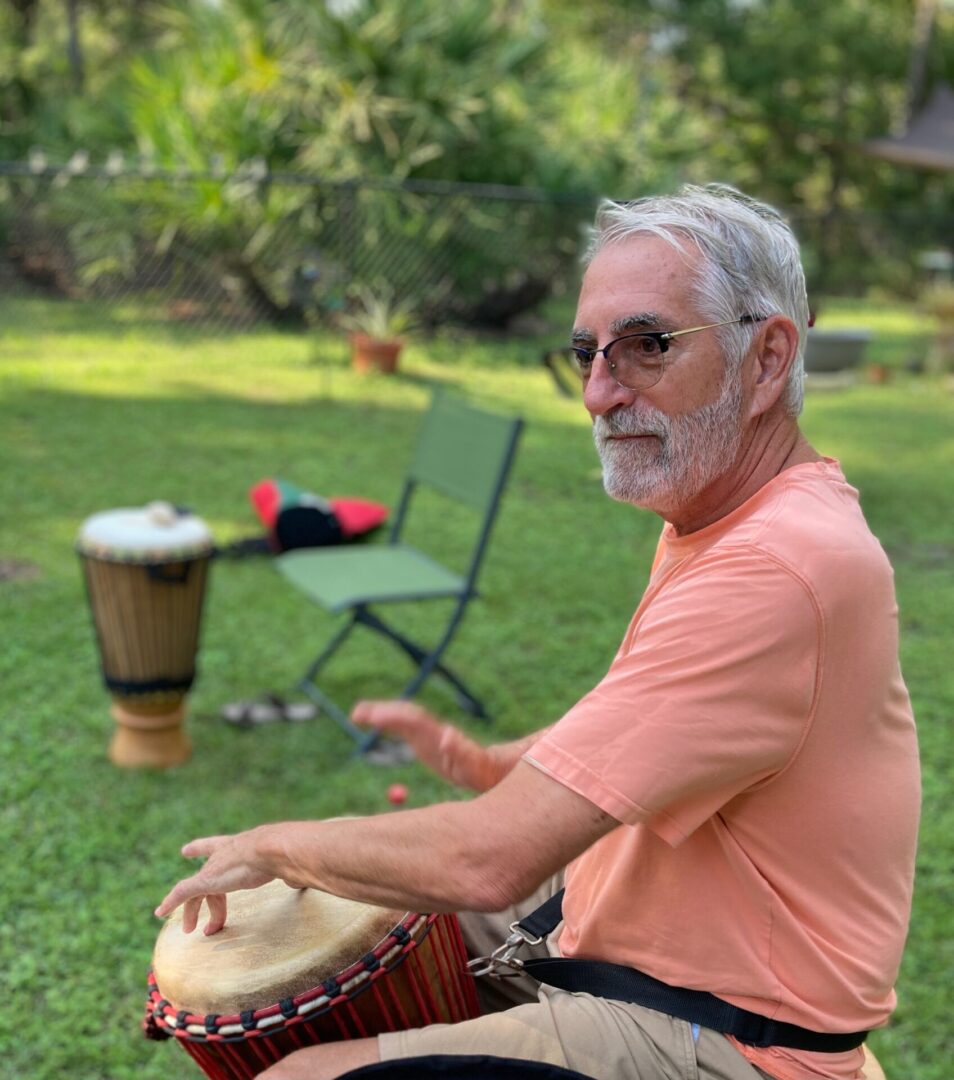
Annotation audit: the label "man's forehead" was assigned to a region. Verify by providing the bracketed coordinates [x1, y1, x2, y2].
[593, 230, 697, 264]
[575, 235, 699, 332]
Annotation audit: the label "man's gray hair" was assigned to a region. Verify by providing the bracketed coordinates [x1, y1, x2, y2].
[585, 184, 809, 416]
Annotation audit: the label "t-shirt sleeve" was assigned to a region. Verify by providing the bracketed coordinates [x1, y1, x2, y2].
[525, 547, 821, 846]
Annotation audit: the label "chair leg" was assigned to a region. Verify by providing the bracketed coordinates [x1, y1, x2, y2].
[297, 678, 380, 752]
[301, 613, 359, 685]
[298, 613, 380, 752]
[295, 602, 489, 755]
[354, 606, 489, 720]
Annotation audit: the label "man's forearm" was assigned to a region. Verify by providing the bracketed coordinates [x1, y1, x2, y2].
[254, 806, 506, 914]
[484, 726, 553, 788]
[156, 760, 616, 934]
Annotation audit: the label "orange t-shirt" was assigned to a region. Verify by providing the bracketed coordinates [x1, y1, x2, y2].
[525, 460, 920, 1080]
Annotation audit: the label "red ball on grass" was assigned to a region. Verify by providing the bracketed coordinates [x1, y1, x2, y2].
[387, 783, 409, 806]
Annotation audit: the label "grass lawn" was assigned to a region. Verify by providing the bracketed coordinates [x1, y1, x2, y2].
[1, 296, 950, 1079]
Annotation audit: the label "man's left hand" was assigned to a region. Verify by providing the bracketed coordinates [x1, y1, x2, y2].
[154, 831, 276, 935]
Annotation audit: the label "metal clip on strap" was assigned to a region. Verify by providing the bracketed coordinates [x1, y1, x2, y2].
[466, 921, 545, 980]
[466, 886, 564, 979]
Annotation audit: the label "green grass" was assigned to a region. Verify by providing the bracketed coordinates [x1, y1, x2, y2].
[1, 296, 951, 1079]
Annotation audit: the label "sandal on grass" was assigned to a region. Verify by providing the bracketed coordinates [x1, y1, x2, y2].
[221, 694, 318, 727]
[364, 739, 418, 765]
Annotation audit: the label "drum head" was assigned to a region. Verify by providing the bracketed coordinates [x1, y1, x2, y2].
[78, 502, 213, 563]
[153, 881, 404, 1016]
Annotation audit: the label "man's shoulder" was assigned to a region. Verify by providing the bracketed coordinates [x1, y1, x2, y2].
[715, 460, 879, 565]
[669, 462, 892, 615]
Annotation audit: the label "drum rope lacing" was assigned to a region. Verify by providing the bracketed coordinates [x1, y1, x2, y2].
[145, 913, 432, 1042]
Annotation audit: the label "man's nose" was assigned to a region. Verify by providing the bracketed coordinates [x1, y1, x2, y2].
[583, 355, 638, 418]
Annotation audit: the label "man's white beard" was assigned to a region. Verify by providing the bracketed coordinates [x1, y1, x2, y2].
[592, 374, 745, 515]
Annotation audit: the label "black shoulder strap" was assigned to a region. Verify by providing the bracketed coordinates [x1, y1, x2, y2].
[516, 888, 565, 939]
[513, 890, 868, 1054]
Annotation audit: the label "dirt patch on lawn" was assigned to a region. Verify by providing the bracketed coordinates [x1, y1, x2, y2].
[885, 543, 954, 568]
[0, 559, 41, 583]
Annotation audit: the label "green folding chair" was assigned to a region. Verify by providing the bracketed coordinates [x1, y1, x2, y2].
[276, 392, 523, 751]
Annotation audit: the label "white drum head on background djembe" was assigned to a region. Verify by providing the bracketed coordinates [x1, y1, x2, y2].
[78, 502, 213, 563]
[145, 880, 481, 1080]
[77, 501, 214, 768]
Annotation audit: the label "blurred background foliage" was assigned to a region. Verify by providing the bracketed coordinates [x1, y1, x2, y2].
[4, 0, 954, 327]
[3, 0, 954, 219]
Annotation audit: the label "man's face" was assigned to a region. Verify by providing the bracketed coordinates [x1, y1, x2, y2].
[573, 235, 746, 517]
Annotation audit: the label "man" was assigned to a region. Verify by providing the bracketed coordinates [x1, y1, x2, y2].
[156, 185, 920, 1080]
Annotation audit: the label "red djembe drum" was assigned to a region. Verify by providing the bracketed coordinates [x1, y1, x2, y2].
[77, 502, 214, 768]
[144, 881, 482, 1079]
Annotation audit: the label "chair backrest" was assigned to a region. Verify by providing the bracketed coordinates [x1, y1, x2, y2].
[391, 393, 523, 589]
[407, 393, 522, 509]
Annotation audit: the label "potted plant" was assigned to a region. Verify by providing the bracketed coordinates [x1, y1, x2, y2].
[340, 285, 417, 374]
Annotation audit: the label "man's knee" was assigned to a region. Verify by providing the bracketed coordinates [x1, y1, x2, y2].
[258, 1038, 380, 1080]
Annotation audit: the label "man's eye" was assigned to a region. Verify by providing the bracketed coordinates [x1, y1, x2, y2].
[634, 335, 662, 356]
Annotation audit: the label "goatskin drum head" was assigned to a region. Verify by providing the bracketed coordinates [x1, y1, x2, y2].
[152, 880, 404, 1016]
[77, 502, 213, 563]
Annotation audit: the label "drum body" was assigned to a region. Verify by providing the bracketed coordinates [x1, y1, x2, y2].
[77, 502, 214, 767]
[145, 881, 482, 1079]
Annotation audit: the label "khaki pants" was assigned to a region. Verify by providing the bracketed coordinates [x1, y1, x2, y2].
[379, 875, 774, 1080]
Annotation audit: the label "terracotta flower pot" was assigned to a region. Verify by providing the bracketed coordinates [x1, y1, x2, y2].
[350, 332, 404, 374]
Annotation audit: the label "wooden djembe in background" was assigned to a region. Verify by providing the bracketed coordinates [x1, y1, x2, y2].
[77, 502, 214, 768]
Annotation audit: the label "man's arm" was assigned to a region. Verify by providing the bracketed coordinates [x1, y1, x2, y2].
[155, 760, 614, 935]
[352, 699, 551, 791]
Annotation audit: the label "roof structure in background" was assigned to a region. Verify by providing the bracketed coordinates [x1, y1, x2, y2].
[866, 84, 954, 171]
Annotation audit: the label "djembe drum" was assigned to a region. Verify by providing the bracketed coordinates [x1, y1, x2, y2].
[77, 502, 214, 768]
[144, 880, 482, 1079]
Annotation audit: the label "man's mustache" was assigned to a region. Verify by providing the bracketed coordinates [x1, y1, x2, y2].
[594, 409, 669, 440]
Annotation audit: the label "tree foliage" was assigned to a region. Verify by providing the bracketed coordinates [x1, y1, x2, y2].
[8, 0, 954, 208]
[4, 0, 954, 310]
[617, 0, 954, 292]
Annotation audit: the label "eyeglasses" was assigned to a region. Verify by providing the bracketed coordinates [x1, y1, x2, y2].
[556, 315, 766, 392]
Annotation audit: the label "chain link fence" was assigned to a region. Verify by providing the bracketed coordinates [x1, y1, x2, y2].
[0, 159, 597, 335]
[2, 158, 952, 340]
[789, 206, 954, 303]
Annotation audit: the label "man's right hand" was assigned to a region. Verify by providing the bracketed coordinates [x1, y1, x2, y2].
[351, 700, 502, 791]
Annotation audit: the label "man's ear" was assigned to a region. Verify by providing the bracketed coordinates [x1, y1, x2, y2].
[747, 316, 799, 418]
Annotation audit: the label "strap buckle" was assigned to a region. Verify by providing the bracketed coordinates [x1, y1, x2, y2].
[466, 921, 544, 980]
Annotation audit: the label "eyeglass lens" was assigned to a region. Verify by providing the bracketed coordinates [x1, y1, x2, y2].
[571, 334, 666, 391]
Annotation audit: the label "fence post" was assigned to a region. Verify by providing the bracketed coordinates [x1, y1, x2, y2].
[341, 180, 358, 287]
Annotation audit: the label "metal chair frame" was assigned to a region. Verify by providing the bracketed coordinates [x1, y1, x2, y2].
[278, 394, 523, 752]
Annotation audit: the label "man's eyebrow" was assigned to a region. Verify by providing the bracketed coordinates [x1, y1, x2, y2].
[571, 312, 667, 345]
[611, 311, 666, 335]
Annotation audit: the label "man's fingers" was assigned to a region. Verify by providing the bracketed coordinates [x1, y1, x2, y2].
[155, 829, 268, 933]
[181, 894, 204, 934]
[157, 886, 228, 936]
[155, 875, 199, 919]
[352, 700, 432, 731]
[154, 838, 230, 921]
[351, 702, 444, 750]
[203, 894, 228, 936]
[352, 700, 400, 730]
[181, 835, 229, 858]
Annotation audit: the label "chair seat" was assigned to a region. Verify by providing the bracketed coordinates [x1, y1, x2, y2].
[276, 543, 467, 612]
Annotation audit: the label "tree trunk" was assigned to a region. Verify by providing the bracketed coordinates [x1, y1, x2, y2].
[8, 0, 40, 47]
[66, 0, 85, 94]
